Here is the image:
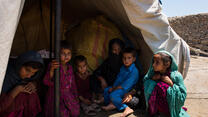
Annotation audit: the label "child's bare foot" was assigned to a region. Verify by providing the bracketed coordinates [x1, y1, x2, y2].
[101, 103, 116, 111]
[120, 107, 134, 117]
[92, 93, 96, 101]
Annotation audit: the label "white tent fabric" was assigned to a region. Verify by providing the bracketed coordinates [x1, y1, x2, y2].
[90, 0, 190, 77]
[121, 0, 190, 77]
[0, 0, 190, 92]
[0, 0, 25, 92]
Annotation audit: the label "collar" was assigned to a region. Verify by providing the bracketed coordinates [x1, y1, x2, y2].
[123, 63, 135, 72]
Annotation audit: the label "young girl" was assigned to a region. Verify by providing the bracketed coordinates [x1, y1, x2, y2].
[43, 40, 80, 117]
[74, 55, 100, 116]
[144, 50, 189, 117]
[0, 51, 44, 117]
[91, 38, 124, 101]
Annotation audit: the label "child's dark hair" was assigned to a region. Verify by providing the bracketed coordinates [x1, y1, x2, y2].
[61, 40, 72, 51]
[108, 38, 125, 55]
[122, 47, 137, 57]
[157, 52, 172, 67]
[23, 61, 42, 69]
[74, 55, 87, 66]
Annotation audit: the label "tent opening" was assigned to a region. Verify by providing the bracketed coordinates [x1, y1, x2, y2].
[0, 0, 190, 116]
[10, 0, 153, 74]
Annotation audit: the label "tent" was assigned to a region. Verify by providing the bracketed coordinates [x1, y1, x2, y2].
[0, 0, 190, 92]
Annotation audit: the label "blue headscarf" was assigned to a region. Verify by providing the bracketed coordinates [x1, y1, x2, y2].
[1, 51, 44, 93]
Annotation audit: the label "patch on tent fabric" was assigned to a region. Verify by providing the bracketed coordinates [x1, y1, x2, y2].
[65, 15, 123, 71]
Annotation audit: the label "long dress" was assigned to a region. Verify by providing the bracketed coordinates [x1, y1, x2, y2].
[148, 82, 171, 116]
[43, 64, 80, 117]
[0, 93, 41, 117]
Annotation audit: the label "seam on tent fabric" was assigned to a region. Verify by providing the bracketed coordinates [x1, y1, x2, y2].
[101, 27, 108, 59]
[92, 22, 101, 67]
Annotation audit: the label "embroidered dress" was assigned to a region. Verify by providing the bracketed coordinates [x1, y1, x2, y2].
[148, 82, 170, 116]
[44, 64, 80, 117]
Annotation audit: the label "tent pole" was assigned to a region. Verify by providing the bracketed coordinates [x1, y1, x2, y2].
[49, 0, 53, 60]
[54, 0, 61, 116]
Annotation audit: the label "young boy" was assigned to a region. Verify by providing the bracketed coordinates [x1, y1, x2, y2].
[102, 47, 139, 117]
[74, 55, 100, 116]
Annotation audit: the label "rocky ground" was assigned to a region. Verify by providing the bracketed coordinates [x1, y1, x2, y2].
[80, 55, 208, 117]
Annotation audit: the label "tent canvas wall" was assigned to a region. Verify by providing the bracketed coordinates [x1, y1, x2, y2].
[0, 0, 190, 92]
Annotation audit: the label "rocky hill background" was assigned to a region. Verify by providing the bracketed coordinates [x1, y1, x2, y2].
[168, 13, 208, 56]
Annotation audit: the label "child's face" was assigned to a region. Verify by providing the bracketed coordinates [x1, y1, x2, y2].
[60, 48, 72, 64]
[77, 61, 87, 74]
[152, 54, 168, 73]
[112, 43, 121, 55]
[19, 66, 39, 79]
[122, 53, 136, 67]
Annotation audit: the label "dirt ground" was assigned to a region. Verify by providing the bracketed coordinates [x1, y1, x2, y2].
[79, 55, 208, 117]
[184, 56, 208, 117]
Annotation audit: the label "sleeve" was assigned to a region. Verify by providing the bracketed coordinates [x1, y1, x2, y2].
[43, 64, 54, 86]
[120, 69, 139, 92]
[166, 72, 187, 116]
[0, 93, 15, 113]
[1, 77, 13, 93]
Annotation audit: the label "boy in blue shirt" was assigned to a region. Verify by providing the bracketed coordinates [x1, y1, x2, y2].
[102, 47, 139, 117]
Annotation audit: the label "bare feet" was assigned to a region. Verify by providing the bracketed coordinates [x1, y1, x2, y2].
[101, 103, 116, 111]
[120, 107, 134, 117]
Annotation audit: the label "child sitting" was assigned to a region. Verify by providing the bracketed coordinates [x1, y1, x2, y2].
[144, 50, 189, 117]
[102, 47, 139, 117]
[43, 40, 80, 117]
[0, 51, 44, 117]
[74, 55, 100, 116]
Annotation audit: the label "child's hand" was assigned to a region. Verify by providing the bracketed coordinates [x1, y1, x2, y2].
[161, 75, 173, 87]
[11, 84, 34, 98]
[152, 73, 161, 81]
[24, 82, 37, 94]
[122, 93, 132, 103]
[50, 60, 60, 72]
[114, 86, 123, 91]
[99, 77, 108, 90]
[49, 60, 60, 78]
[13, 85, 26, 94]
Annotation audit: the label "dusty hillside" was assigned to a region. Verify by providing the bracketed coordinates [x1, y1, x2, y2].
[168, 13, 208, 56]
